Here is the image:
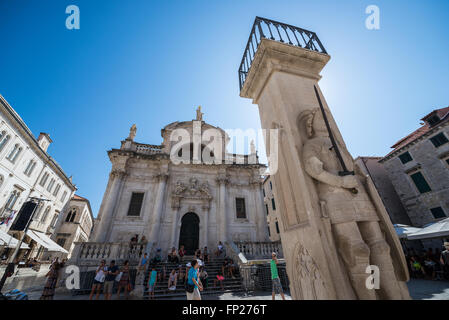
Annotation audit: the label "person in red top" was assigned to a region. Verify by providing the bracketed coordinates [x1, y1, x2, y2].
[178, 245, 186, 262]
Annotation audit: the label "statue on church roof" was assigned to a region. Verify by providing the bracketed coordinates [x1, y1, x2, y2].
[196, 106, 203, 121]
[128, 124, 137, 141]
[250, 139, 256, 154]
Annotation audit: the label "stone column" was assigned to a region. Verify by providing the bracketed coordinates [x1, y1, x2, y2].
[252, 177, 268, 241]
[216, 173, 228, 242]
[170, 198, 181, 248]
[149, 173, 169, 245]
[202, 203, 210, 248]
[94, 170, 126, 242]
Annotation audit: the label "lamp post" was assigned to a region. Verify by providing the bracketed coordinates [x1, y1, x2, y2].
[0, 196, 50, 293]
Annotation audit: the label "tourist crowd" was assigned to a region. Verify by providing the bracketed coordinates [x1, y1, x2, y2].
[88, 241, 239, 300]
[405, 242, 449, 280]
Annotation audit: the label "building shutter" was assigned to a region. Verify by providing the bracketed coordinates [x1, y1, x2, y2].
[410, 172, 432, 193]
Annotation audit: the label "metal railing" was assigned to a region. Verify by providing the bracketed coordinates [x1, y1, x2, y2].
[238, 16, 327, 91]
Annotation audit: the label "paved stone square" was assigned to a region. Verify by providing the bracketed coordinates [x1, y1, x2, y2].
[10, 279, 448, 300]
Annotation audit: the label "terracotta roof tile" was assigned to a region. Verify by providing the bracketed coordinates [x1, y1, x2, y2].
[385, 106, 449, 158]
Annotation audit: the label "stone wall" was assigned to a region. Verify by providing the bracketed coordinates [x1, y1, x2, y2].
[381, 123, 449, 227]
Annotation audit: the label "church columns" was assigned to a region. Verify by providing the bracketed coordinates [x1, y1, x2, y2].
[149, 172, 169, 245]
[94, 170, 126, 242]
[251, 173, 268, 241]
[170, 199, 181, 248]
[202, 204, 210, 248]
[217, 173, 229, 242]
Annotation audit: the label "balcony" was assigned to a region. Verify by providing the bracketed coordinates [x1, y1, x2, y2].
[238, 17, 327, 91]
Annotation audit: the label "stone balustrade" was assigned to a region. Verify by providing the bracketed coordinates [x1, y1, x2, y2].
[69, 241, 154, 269]
[234, 241, 283, 259]
[135, 143, 163, 155]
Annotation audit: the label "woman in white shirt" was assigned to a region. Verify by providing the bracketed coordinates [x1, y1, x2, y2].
[89, 259, 106, 300]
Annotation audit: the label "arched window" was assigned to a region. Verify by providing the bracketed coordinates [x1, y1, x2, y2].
[40, 172, 49, 186]
[176, 143, 214, 162]
[65, 207, 77, 223]
[7, 144, 21, 162]
[5, 189, 21, 210]
[41, 206, 51, 223]
[0, 132, 10, 152]
[33, 202, 44, 220]
[12, 147, 22, 163]
[53, 184, 61, 197]
[47, 178, 55, 192]
[24, 160, 37, 176]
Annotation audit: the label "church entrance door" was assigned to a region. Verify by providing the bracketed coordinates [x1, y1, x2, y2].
[179, 212, 200, 255]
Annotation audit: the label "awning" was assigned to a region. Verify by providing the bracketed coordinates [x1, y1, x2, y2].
[393, 224, 422, 239]
[26, 230, 68, 253]
[0, 229, 29, 249]
[407, 218, 449, 240]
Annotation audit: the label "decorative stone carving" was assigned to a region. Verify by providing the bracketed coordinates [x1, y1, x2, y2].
[172, 178, 212, 200]
[292, 244, 327, 300]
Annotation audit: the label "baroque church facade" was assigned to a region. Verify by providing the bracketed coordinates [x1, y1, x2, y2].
[91, 108, 269, 254]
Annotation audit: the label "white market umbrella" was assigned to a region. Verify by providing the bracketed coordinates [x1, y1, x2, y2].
[393, 224, 422, 239]
[407, 218, 449, 240]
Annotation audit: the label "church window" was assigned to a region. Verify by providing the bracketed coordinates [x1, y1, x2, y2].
[127, 192, 144, 216]
[235, 197, 246, 219]
[66, 207, 77, 223]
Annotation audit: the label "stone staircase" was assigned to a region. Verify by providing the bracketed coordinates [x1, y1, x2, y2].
[142, 256, 244, 299]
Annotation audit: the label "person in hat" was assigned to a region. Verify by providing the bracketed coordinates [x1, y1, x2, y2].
[440, 242, 449, 280]
[270, 252, 285, 300]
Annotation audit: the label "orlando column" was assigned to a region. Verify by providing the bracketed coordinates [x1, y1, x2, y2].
[238, 17, 410, 300]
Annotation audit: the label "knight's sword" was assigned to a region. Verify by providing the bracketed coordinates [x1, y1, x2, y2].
[313, 85, 358, 194]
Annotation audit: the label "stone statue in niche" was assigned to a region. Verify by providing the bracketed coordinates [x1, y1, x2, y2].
[250, 139, 256, 154]
[128, 124, 137, 141]
[300, 108, 409, 300]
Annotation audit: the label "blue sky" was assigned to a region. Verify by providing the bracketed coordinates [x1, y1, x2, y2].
[0, 0, 448, 216]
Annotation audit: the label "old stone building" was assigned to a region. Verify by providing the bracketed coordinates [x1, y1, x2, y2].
[47, 194, 94, 259]
[380, 107, 449, 227]
[262, 175, 280, 241]
[91, 109, 270, 255]
[0, 95, 76, 260]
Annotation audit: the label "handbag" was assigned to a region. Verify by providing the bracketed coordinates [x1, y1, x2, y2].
[185, 283, 195, 293]
[115, 272, 123, 282]
[127, 283, 133, 292]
